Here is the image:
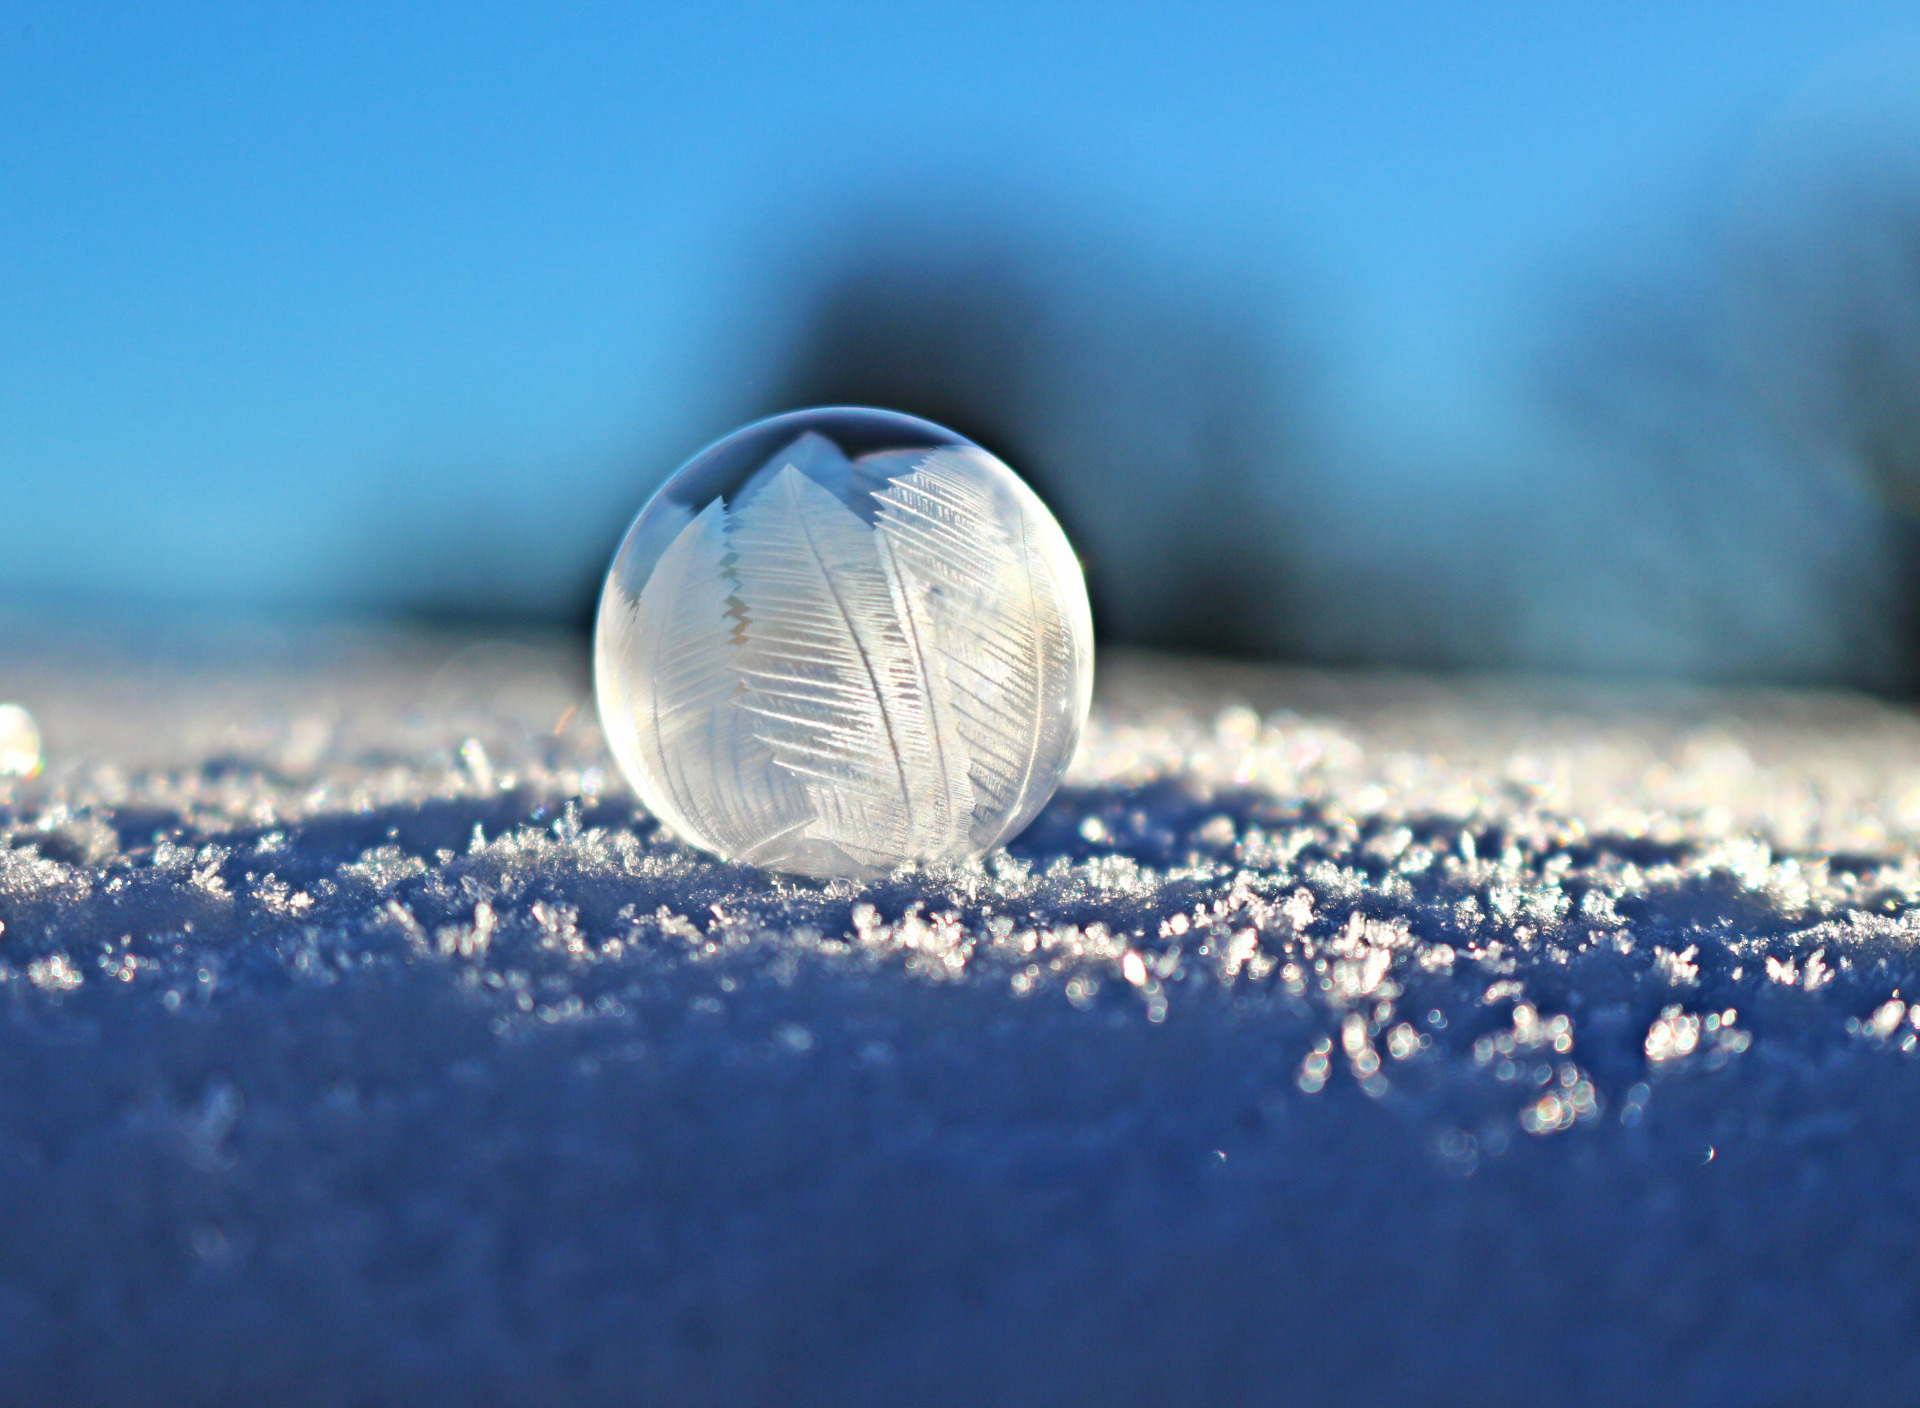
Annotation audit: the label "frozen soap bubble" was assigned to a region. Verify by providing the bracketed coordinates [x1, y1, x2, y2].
[595, 407, 1094, 879]
[0, 704, 41, 778]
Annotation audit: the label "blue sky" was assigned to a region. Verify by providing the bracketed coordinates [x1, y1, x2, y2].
[4, 0, 1917, 616]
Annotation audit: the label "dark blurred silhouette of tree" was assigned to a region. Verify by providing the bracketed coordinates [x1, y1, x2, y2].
[765, 229, 1306, 657]
[1730, 181, 1920, 690]
[1531, 285, 1896, 689]
[1523, 170, 1920, 694]
[1739, 188, 1920, 510]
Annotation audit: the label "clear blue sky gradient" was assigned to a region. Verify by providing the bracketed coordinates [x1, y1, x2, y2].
[4, 1, 1916, 614]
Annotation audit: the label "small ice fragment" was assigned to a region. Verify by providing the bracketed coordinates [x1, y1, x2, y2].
[774, 1023, 814, 1053]
[0, 703, 41, 777]
[459, 738, 493, 791]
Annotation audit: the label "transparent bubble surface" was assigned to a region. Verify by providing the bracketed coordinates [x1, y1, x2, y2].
[594, 408, 1094, 878]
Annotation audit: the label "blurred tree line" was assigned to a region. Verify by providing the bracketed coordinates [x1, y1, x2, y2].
[765, 229, 1304, 660]
[756, 168, 1920, 693]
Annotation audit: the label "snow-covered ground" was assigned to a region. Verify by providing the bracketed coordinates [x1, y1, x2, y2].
[5, 622, 1920, 1405]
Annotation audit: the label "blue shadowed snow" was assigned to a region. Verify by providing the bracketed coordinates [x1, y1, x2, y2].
[3, 625, 1920, 1403]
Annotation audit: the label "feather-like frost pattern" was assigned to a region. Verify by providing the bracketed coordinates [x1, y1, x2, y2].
[874, 528, 979, 860]
[732, 431, 859, 512]
[602, 499, 810, 861]
[600, 432, 1090, 877]
[729, 464, 971, 870]
[871, 448, 1080, 846]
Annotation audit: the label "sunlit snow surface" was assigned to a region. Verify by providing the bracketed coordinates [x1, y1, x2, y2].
[5, 624, 1920, 1404]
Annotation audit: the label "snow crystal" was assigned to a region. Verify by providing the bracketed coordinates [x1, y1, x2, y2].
[3, 627, 1920, 1401]
[0, 702, 39, 777]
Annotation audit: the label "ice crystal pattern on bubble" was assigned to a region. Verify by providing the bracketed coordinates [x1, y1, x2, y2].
[597, 434, 1092, 877]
